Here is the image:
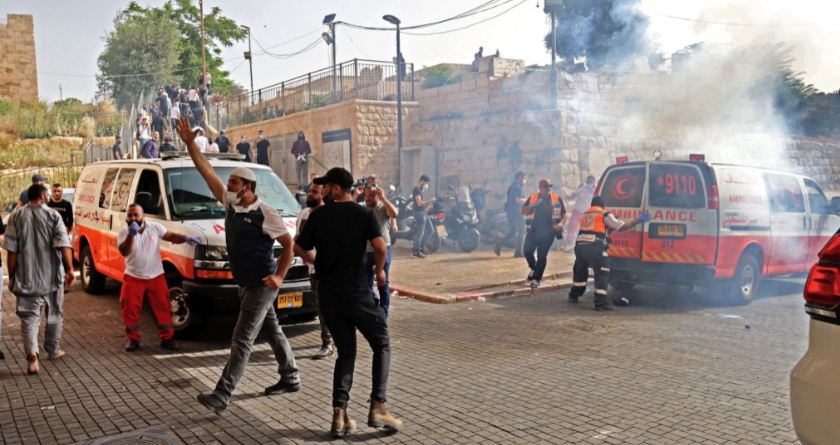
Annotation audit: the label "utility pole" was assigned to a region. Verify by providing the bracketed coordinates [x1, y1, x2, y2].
[383, 14, 403, 188]
[243, 25, 254, 101]
[200, 0, 207, 91]
[59, 83, 63, 101]
[550, 10, 557, 110]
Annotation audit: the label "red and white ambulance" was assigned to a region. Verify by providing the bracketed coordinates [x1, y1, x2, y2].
[72, 154, 316, 332]
[597, 155, 840, 303]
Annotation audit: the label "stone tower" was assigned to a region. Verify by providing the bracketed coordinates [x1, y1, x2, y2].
[0, 14, 38, 101]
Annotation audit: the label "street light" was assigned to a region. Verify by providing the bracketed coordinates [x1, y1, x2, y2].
[323, 14, 337, 101]
[382, 14, 403, 188]
[242, 25, 254, 103]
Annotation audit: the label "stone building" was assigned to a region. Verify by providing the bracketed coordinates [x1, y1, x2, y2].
[0, 14, 38, 101]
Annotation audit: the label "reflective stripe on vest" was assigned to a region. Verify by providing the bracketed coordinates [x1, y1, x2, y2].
[578, 206, 608, 238]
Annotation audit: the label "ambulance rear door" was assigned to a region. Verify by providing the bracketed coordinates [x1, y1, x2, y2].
[642, 162, 717, 265]
[599, 164, 646, 260]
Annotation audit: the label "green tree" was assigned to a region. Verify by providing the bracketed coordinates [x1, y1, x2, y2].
[96, 10, 181, 108]
[123, 0, 247, 95]
[544, 0, 656, 71]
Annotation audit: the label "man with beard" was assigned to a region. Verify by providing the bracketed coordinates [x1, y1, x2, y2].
[295, 167, 401, 437]
[176, 116, 300, 414]
[118, 204, 201, 352]
[296, 182, 334, 359]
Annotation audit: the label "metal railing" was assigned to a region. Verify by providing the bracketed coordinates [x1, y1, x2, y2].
[0, 151, 86, 207]
[222, 58, 415, 128]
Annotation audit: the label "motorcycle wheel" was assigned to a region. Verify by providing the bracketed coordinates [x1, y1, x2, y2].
[458, 228, 481, 253]
[424, 231, 441, 253]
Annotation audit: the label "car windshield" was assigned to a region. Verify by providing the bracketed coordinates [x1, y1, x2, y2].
[165, 166, 300, 219]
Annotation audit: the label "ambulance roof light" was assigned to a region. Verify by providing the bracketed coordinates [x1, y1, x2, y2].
[689, 153, 705, 161]
[616, 156, 629, 164]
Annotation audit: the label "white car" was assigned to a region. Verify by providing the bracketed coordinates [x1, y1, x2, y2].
[790, 228, 840, 444]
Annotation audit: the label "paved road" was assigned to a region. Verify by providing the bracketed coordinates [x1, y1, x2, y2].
[0, 278, 807, 444]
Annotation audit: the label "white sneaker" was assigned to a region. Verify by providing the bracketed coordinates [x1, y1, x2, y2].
[529, 279, 540, 288]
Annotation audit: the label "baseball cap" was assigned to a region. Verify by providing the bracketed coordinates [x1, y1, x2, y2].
[229, 166, 256, 182]
[314, 167, 354, 188]
[538, 179, 553, 188]
[32, 174, 47, 183]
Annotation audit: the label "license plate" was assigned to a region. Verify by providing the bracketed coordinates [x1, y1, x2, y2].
[655, 223, 686, 238]
[436, 225, 447, 238]
[277, 292, 303, 309]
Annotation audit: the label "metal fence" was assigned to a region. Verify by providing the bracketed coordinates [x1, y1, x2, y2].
[222, 58, 415, 128]
[0, 152, 86, 207]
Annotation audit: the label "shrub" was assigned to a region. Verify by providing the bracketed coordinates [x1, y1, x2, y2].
[422, 66, 458, 89]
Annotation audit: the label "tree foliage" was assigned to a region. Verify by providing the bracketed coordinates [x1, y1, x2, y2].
[421, 66, 459, 89]
[97, 0, 247, 109]
[544, 0, 656, 71]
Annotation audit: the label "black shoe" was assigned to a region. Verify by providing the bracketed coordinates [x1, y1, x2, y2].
[494, 240, 502, 256]
[197, 393, 227, 414]
[264, 381, 301, 396]
[527, 270, 534, 281]
[568, 295, 579, 304]
[412, 251, 426, 259]
[0, 350, 4, 361]
[160, 339, 178, 351]
[125, 340, 140, 352]
[594, 304, 615, 311]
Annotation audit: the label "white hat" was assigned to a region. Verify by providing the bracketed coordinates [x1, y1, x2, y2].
[193, 126, 204, 133]
[230, 166, 256, 182]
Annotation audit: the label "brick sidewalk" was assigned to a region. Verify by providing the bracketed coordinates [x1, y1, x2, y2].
[0, 278, 805, 444]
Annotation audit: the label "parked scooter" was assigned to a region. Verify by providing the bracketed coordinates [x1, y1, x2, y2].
[389, 185, 440, 253]
[439, 185, 481, 252]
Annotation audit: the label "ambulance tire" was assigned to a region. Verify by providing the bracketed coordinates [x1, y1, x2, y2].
[731, 253, 761, 305]
[80, 246, 106, 294]
[167, 272, 198, 337]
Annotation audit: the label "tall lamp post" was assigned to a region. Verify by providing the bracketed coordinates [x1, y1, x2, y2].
[242, 25, 255, 103]
[383, 14, 403, 188]
[323, 14, 337, 102]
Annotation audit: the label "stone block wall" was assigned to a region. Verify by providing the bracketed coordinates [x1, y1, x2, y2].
[0, 14, 38, 101]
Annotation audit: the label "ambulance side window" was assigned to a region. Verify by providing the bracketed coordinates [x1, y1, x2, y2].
[803, 178, 831, 215]
[110, 169, 137, 212]
[99, 168, 119, 209]
[601, 167, 645, 208]
[766, 173, 805, 213]
[648, 164, 705, 208]
[135, 170, 165, 217]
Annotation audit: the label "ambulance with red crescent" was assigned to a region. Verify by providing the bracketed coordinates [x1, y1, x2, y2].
[72, 153, 317, 333]
[596, 154, 840, 303]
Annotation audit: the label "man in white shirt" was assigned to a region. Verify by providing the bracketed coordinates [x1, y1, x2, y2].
[193, 127, 209, 152]
[118, 203, 201, 352]
[563, 175, 597, 250]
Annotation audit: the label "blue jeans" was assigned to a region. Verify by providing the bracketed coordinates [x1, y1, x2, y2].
[412, 211, 428, 253]
[366, 248, 392, 315]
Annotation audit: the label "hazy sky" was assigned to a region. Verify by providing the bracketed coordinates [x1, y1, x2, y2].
[2, 0, 839, 102]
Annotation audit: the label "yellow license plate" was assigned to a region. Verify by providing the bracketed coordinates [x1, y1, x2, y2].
[436, 225, 447, 237]
[277, 292, 303, 309]
[657, 224, 686, 238]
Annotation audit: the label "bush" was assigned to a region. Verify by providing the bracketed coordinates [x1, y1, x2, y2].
[422, 66, 458, 89]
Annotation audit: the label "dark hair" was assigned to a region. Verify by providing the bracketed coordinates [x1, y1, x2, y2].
[27, 184, 48, 201]
[514, 171, 525, 179]
[591, 196, 606, 208]
[419, 174, 431, 183]
[52, 183, 62, 188]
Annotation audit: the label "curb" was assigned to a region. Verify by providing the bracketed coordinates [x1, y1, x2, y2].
[392, 272, 574, 304]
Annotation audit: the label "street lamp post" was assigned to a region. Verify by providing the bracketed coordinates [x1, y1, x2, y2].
[243, 25, 255, 103]
[323, 14, 337, 102]
[383, 14, 403, 188]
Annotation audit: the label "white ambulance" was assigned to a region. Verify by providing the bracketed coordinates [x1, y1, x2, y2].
[72, 153, 316, 332]
[597, 155, 840, 302]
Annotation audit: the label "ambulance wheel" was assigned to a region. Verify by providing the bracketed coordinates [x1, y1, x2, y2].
[458, 229, 481, 253]
[80, 246, 106, 294]
[731, 253, 761, 305]
[166, 272, 196, 335]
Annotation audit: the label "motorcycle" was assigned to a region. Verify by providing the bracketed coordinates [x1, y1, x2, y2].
[389, 185, 440, 253]
[439, 185, 481, 253]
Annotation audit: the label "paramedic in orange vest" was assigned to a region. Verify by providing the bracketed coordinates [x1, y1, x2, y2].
[568, 196, 650, 311]
[521, 179, 567, 288]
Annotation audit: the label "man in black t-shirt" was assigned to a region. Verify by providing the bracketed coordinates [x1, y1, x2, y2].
[295, 167, 402, 437]
[47, 184, 74, 234]
[255, 130, 271, 166]
[235, 135, 251, 162]
[216, 130, 230, 153]
[410, 174, 435, 258]
[112, 136, 123, 160]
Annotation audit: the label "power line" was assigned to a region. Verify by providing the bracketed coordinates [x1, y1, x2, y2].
[403, 0, 528, 36]
[251, 35, 324, 59]
[650, 12, 839, 28]
[250, 27, 323, 54]
[339, 0, 515, 32]
[344, 29, 372, 59]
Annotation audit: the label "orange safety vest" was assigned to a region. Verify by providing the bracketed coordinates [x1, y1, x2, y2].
[525, 193, 564, 226]
[578, 206, 608, 240]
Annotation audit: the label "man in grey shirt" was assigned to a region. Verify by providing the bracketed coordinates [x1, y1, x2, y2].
[364, 185, 398, 315]
[3, 184, 74, 374]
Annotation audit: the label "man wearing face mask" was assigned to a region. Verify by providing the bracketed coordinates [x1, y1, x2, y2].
[410, 175, 435, 259]
[562, 175, 597, 251]
[118, 204, 202, 352]
[296, 182, 334, 359]
[294, 167, 400, 437]
[495, 171, 528, 257]
[291, 131, 311, 191]
[176, 116, 300, 414]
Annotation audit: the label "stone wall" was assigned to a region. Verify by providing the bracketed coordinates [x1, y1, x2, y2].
[0, 14, 38, 101]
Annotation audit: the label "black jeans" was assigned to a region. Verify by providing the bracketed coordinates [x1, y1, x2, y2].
[320, 289, 390, 407]
[523, 230, 555, 281]
[500, 211, 525, 255]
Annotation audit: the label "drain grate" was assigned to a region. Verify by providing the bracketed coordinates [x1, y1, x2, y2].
[84, 427, 180, 445]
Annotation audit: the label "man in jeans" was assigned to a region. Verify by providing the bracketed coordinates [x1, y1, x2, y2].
[521, 179, 567, 288]
[295, 182, 334, 359]
[411, 174, 435, 258]
[3, 184, 74, 374]
[295, 167, 401, 437]
[364, 185, 398, 315]
[177, 116, 300, 414]
[495, 171, 527, 257]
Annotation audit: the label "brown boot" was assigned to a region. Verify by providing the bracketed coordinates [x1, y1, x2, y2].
[368, 400, 402, 431]
[330, 406, 357, 438]
[26, 353, 40, 375]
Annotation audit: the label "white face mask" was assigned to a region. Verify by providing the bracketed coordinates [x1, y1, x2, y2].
[227, 189, 244, 206]
[422, 184, 429, 191]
